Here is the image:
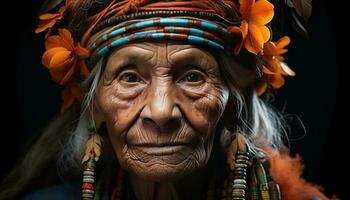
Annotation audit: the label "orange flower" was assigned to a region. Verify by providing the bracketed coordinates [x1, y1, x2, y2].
[239, 0, 274, 55]
[61, 81, 84, 112]
[35, 0, 71, 34]
[42, 28, 90, 112]
[42, 29, 90, 86]
[256, 36, 295, 95]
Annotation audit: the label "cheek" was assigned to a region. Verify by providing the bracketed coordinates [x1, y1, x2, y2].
[96, 82, 146, 142]
[179, 83, 229, 137]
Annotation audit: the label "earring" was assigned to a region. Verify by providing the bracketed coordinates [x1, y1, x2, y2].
[226, 132, 250, 200]
[81, 119, 103, 200]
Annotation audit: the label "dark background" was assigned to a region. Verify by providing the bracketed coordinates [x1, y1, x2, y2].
[1, 0, 346, 199]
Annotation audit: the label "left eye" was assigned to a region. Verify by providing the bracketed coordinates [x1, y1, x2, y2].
[183, 72, 203, 83]
[121, 73, 139, 82]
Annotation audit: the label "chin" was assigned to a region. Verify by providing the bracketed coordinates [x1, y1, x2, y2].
[123, 148, 206, 182]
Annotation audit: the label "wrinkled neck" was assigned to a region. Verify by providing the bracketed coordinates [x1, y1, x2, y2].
[129, 164, 213, 200]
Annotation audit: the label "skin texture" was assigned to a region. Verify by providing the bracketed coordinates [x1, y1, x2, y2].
[95, 42, 229, 199]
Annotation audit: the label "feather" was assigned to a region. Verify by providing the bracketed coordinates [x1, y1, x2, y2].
[82, 134, 103, 163]
[263, 145, 329, 200]
[227, 132, 247, 170]
[291, 0, 312, 22]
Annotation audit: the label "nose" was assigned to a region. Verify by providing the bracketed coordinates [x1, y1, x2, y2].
[140, 85, 181, 129]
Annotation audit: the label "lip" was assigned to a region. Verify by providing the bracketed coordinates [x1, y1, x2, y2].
[129, 143, 192, 155]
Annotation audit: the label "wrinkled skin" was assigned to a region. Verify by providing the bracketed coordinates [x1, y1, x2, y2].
[95, 42, 229, 184]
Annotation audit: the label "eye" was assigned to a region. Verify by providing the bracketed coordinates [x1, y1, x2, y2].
[182, 71, 204, 83]
[121, 72, 139, 83]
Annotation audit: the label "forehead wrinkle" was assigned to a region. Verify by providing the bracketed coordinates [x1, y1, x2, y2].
[105, 44, 158, 80]
[167, 46, 218, 71]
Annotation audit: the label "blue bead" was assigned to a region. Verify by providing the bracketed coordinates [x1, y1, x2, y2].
[151, 33, 165, 39]
[111, 37, 130, 47]
[160, 18, 188, 26]
[188, 35, 204, 43]
[109, 27, 126, 37]
[97, 47, 109, 56]
[102, 34, 108, 41]
[134, 30, 157, 37]
[201, 21, 218, 30]
[136, 20, 154, 28]
[190, 28, 203, 36]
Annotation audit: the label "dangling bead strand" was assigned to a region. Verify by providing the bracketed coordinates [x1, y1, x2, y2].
[82, 156, 97, 200]
[231, 151, 250, 200]
[255, 163, 271, 200]
[81, 119, 103, 200]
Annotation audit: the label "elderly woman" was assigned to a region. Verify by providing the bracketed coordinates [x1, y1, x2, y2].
[0, 0, 329, 200]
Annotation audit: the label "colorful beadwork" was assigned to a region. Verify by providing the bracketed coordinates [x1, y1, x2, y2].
[255, 163, 271, 200]
[88, 17, 235, 67]
[82, 156, 96, 200]
[231, 151, 250, 200]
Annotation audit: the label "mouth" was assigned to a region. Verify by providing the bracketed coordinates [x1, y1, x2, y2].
[129, 142, 192, 155]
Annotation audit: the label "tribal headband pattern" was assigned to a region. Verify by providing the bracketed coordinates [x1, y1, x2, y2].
[36, 0, 303, 112]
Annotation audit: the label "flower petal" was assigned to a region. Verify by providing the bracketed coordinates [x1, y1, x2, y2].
[38, 13, 60, 20]
[49, 50, 72, 68]
[276, 36, 291, 49]
[263, 41, 277, 56]
[244, 24, 264, 54]
[45, 35, 65, 49]
[58, 29, 74, 50]
[240, 20, 249, 40]
[75, 43, 90, 58]
[49, 60, 74, 82]
[268, 74, 285, 88]
[266, 59, 283, 73]
[262, 66, 276, 75]
[35, 19, 57, 33]
[42, 47, 67, 68]
[259, 25, 270, 43]
[239, 0, 254, 19]
[280, 62, 296, 76]
[250, 0, 274, 26]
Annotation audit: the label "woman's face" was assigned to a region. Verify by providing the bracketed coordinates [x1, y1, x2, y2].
[95, 42, 229, 181]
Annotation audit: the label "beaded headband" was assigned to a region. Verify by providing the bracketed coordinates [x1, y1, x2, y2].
[87, 16, 241, 68]
[36, 0, 300, 112]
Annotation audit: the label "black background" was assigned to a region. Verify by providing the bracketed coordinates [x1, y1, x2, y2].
[1, 0, 346, 199]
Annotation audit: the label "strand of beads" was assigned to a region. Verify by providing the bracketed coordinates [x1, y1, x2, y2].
[82, 156, 96, 200]
[255, 163, 271, 200]
[231, 151, 250, 200]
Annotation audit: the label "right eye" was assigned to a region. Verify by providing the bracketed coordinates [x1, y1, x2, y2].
[121, 72, 139, 83]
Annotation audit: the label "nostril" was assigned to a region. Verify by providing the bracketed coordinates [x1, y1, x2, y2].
[163, 118, 181, 132]
[141, 116, 181, 133]
[142, 117, 154, 125]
